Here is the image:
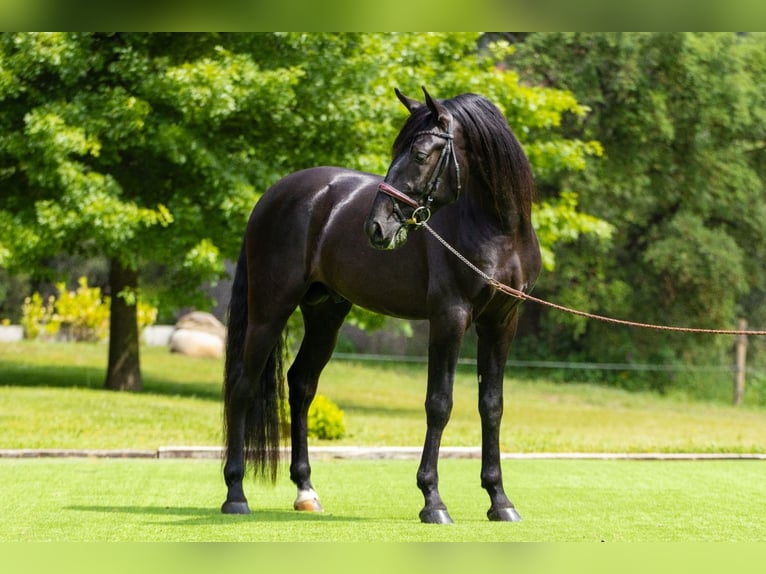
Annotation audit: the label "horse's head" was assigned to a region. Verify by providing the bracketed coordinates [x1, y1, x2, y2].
[365, 87, 464, 250]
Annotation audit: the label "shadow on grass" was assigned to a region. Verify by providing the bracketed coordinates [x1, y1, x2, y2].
[0, 361, 222, 401]
[65, 504, 367, 525]
[1, 362, 431, 418]
[0, 363, 106, 390]
[1, 348, 437, 419]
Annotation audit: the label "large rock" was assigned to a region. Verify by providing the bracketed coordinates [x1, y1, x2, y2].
[168, 311, 226, 358]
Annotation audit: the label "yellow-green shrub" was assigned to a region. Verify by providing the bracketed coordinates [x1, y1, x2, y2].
[21, 292, 53, 339]
[52, 277, 110, 341]
[284, 394, 347, 440]
[21, 276, 157, 342]
[307, 395, 346, 440]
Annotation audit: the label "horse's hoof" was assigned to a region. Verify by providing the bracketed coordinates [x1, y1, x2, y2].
[294, 498, 323, 512]
[488, 505, 522, 522]
[221, 500, 251, 514]
[293, 488, 323, 512]
[419, 508, 454, 524]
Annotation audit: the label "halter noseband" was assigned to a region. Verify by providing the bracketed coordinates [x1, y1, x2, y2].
[378, 124, 462, 226]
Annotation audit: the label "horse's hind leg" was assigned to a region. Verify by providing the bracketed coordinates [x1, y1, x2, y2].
[222, 374, 251, 514]
[476, 314, 522, 522]
[222, 316, 291, 514]
[222, 259, 306, 515]
[288, 292, 352, 512]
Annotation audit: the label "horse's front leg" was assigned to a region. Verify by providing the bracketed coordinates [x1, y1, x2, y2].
[476, 313, 522, 522]
[418, 308, 469, 524]
[288, 357, 322, 513]
[289, 298, 352, 513]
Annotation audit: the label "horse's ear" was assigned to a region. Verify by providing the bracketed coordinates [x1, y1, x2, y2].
[395, 87, 421, 114]
[422, 86, 452, 131]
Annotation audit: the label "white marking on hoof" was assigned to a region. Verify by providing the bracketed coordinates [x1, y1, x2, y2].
[294, 488, 323, 512]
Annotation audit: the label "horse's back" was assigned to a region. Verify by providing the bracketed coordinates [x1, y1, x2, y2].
[260, 166, 378, 203]
[249, 167, 369, 233]
[242, 165, 380, 283]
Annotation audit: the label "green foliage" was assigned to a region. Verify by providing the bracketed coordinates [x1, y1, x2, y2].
[509, 32, 766, 384]
[21, 276, 157, 341]
[642, 212, 747, 325]
[533, 190, 613, 272]
[284, 394, 346, 441]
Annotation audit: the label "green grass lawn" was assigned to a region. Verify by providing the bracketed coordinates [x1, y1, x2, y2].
[1, 341, 765, 453]
[1, 457, 765, 542]
[2, 341, 766, 545]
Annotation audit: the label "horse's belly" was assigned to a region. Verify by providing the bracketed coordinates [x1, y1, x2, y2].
[316, 233, 429, 320]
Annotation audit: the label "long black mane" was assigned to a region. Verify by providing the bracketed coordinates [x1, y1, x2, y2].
[392, 93, 535, 232]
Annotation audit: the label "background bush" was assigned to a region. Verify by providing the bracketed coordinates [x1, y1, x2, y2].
[21, 276, 157, 342]
[284, 394, 346, 441]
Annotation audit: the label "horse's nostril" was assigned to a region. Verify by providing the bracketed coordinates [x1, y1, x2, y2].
[365, 219, 383, 246]
[373, 221, 383, 241]
[365, 220, 381, 241]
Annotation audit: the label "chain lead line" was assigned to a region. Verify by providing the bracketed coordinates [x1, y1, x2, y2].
[420, 222, 766, 337]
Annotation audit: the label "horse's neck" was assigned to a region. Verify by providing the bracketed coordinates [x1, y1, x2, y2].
[460, 182, 521, 237]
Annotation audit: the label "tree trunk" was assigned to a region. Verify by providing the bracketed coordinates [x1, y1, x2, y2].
[104, 257, 143, 392]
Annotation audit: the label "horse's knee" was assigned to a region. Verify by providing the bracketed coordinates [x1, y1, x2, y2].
[425, 393, 453, 428]
[478, 392, 503, 422]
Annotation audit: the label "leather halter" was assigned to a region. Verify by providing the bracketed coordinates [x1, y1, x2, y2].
[377, 124, 461, 226]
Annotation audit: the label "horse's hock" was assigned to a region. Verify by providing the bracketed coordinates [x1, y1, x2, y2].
[168, 311, 226, 358]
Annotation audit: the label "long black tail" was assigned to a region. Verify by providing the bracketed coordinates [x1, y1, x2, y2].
[223, 247, 286, 483]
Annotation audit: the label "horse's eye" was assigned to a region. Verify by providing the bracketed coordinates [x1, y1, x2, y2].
[413, 150, 429, 165]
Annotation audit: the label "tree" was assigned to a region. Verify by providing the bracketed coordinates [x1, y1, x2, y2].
[0, 32, 608, 390]
[508, 33, 766, 388]
[0, 33, 304, 390]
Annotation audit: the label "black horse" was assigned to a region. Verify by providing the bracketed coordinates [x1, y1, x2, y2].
[222, 87, 541, 524]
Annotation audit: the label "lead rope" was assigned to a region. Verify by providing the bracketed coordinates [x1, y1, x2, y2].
[420, 221, 766, 336]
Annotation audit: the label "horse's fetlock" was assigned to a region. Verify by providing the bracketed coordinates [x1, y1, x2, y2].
[417, 469, 438, 490]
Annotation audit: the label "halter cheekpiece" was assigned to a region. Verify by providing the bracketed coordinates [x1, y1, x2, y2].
[377, 121, 461, 226]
